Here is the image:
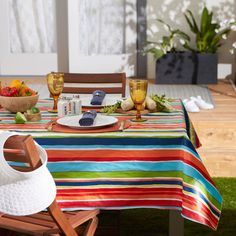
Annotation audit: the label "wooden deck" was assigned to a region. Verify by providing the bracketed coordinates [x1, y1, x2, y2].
[189, 80, 236, 177]
[0, 77, 235, 177]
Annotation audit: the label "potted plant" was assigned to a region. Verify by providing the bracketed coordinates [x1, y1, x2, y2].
[145, 6, 236, 84]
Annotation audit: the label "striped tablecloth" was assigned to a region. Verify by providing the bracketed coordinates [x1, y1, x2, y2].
[0, 99, 222, 230]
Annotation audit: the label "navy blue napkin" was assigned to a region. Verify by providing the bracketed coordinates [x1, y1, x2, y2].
[90, 90, 106, 105]
[79, 110, 97, 126]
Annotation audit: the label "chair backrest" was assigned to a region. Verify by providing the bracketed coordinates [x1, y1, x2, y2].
[63, 73, 126, 97]
[3, 135, 78, 236]
[4, 135, 41, 171]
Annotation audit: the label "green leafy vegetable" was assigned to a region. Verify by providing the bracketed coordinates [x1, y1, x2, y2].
[100, 101, 121, 114]
[151, 94, 173, 112]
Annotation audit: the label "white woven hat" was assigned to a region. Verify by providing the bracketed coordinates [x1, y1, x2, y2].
[0, 131, 56, 216]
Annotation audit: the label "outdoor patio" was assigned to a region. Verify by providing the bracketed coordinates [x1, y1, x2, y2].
[0, 0, 236, 236]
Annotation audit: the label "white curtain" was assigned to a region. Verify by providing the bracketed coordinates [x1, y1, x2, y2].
[9, 0, 125, 55]
[9, 0, 56, 53]
[78, 0, 125, 55]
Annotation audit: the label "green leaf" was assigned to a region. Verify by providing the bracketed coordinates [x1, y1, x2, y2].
[201, 7, 210, 35]
[201, 32, 215, 52]
[208, 28, 231, 53]
[182, 43, 195, 52]
[150, 94, 173, 112]
[145, 48, 164, 60]
[100, 101, 121, 114]
[185, 10, 199, 34]
[208, 11, 213, 28]
[203, 30, 215, 44]
[156, 19, 172, 32]
[197, 39, 207, 53]
[209, 23, 219, 32]
[173, 29, 191, 41]
[145, 41, 160, 45]
[162, 36, 171, 48]
[184, 13, 195, 33]
[217, 28, 231, 38]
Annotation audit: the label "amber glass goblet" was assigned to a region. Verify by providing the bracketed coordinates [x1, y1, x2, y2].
[46, 72, 64, 112]
[129, 79, 148, 122]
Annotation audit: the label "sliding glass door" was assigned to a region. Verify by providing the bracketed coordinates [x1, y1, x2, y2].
[0, 0, 57, 75]
[0, 0, 137, 76]
[68, 0, 137, 76]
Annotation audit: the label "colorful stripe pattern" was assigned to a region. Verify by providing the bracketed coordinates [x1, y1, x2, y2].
[0, 99, 221, 230]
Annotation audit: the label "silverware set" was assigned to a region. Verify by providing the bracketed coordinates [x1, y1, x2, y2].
[47, 121, 56, 131]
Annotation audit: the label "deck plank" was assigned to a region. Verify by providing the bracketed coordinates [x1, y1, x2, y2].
[189, 80, 236, 177]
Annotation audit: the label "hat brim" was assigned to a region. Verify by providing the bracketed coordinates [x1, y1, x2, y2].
[0, 134, 56, 216]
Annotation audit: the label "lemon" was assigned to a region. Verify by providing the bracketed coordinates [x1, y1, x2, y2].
[15, 112, 27, 124]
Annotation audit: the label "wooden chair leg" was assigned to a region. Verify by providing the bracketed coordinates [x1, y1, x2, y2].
[83, 217, 99, 236]
[48, 200, 78, 236]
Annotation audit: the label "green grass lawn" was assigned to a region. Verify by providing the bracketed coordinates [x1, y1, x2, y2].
[97, 178, 236, 236]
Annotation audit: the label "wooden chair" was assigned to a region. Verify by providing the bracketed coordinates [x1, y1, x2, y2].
[63, 73, 126, 97]
[0, 135, 100, 236]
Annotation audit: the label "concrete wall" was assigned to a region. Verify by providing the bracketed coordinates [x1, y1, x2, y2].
[146, 0, 236, 81]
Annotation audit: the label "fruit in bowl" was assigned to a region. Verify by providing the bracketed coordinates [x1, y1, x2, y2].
[0, 80, 39, 113]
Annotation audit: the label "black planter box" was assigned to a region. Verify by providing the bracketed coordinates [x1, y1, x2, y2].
[155, 52, 218, 84]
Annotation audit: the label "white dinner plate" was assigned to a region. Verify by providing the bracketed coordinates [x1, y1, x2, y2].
[80, 97, 118, 107]
[56, 114, 118, 129]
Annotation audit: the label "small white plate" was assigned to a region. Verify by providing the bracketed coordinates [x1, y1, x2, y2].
[80, 97, 118, 107]
[57, 114, 118, 129]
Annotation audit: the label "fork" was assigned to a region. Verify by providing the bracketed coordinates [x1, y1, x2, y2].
[47, 120, 57, 131]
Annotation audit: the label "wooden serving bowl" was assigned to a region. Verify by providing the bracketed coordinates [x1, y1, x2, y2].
[0, 94, 39, 113]
[24, 112, 41, 122]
